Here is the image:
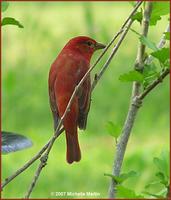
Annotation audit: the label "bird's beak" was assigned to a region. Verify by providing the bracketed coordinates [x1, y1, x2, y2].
[95, 42, 106, 50]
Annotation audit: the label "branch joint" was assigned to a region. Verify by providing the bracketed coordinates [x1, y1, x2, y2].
[132, 96, 142, 108]
[40, 155, 48, 167]
[135, 60, 144, 72]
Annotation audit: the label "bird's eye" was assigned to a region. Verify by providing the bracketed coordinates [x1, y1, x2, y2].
[86, 41, 94, 47]
[87, 41, 92, 46]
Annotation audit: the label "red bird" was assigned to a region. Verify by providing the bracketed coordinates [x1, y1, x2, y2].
[48, 36, 105, 164]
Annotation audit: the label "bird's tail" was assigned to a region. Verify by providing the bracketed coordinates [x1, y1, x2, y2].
[66, 130, 81, 164]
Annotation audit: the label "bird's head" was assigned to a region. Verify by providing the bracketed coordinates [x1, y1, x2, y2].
[64, 36, 106, 60]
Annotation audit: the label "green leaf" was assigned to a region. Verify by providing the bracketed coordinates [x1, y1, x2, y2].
[155, 172, 168, 186]
[105, 121, 121, 139]
[117, 171, 138, 183]
[1, 17, 24, 28]
[139, 36, 158, 51]
[157, 188, 168, 198]
[104, 173, 113, 178]
[130, 28, 158, 51]
[104, 171, 138, 184]
[143, 191, 165, 198]
[143, 188, 168, 198]
[153, 150, 169, 180]
[1, 1, 9, 12]
[119, 70, 144, 83]
[155, 172, 165, 181]
[163, 59, 170, 68]
[150, 2, 170, 25]
[104, 173, 121, 184]
[160, 150, 169, 179]
[164, 32, 170, 40]
[152, 2, 170, 16]
[116, 185, 144, 198]
[150, 15, 161, 26]
[143, 63, 157, 77]
[145, 180, 161, 189]
[131, 10, 143, 23]
[143, 63, 159, 88]
[151, 48, 170, 64]
[104, 173, 116, 180]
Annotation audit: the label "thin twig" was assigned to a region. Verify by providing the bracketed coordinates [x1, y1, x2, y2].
[91, 19, 133, 92]
[108, 2, 153, 198]
[157, 24, 170, 48]
[91, 1, 143, 91]
[121, 1, 143, 29]
[25, 155, 47, 198]
[25, 131, 63, 198]
[139, 68, 170, 100]
[146, 24, 170, 65]
[1, 127, 64, 189]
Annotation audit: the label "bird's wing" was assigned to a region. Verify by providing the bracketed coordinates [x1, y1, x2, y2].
[49, 65, 59, 131]
[78, 75, 91, 130]
[2, 131, 32, 154]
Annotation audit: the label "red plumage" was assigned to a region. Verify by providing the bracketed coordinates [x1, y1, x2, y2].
[48, 36, 105, 164]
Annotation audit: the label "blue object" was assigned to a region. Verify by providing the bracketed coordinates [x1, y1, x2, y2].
[1, 131, 33, 154]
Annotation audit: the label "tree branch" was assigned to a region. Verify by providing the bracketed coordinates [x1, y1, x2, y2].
[25, 128, 65, 198]
[1, 127, 64, 189]
[157, 24, 170, 48]
[145, 24, 170, 65]
[108, 2, 153, 198]
[25, 155, 48, 198]
[91, 19, 133, 92]
[139, 68, 170, 100]
[91, 1, 143, 91]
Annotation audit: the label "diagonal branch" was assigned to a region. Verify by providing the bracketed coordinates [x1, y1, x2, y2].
[146, 24, 170, 65]
[139, 68, 170, 100]
[91, 18, 133, 92]
[1, 127, 64, 189]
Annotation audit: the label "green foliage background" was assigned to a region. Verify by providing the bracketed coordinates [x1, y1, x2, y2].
[2, 2, 169, 198]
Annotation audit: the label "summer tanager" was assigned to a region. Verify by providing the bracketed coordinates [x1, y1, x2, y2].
[48, 36, 105, 164]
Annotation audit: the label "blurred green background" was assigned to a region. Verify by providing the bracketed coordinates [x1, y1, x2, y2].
[2, 2, 169, 198]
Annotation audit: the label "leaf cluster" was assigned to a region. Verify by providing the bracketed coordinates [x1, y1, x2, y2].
[105, 150, 169, 198]
[120, 2, 170, 89]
